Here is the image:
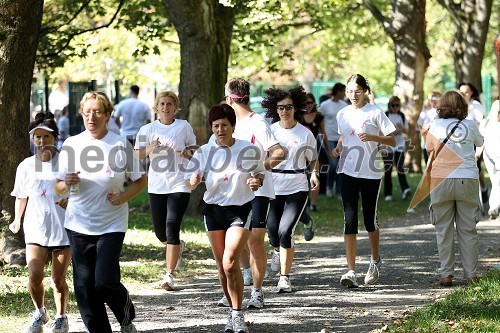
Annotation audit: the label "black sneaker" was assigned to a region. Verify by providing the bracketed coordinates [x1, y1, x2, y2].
[303, 218, 314, 241]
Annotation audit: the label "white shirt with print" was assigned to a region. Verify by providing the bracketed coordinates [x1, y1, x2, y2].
[270, 122, 317, 195]
[57, 131, 143, 235]
[11, 155, 69, 246]
[185, 139, 265, 206]
[135, 119, 196, 194]
[337, 103, 396, 179]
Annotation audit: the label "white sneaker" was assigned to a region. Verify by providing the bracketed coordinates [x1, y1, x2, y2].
[243, 267, 253, 286]
[270, 250, 280, 274]
[224, 309, 234, 333]
[49, 315, 69, 333]
[340, 270, 359, 288]
[217, 295, 230, 307]
[27, 307, 50, 333]
[247, 288, 264, 309]
[384, 195, 393, 201]
[232, 311, 249, 333]
[277, 275, 292, 293]
[402, 188, 412, 200]
[120, 323, 137, 333]
[160, 273, 175, 291]
[175, 240, 185, 270]
[326, 187, 333, 198]
[364, 258, 381, 285]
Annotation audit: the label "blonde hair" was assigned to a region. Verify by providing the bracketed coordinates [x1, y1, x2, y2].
[79, 91, 114, 115]
[154, 91, 180, 113]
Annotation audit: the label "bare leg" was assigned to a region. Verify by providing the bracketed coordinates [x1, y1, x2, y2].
[344, 234, 357, 271]
[26, 245, 49, 310]
[248, 228, 266, 289]
[240, 245, 251, 270]
[223, 227, 251, 309]
[280, 247, 295, 275]
[165, 243, 181, 273]
[51, 248, 71, 316]
[368, 229, 380, 261]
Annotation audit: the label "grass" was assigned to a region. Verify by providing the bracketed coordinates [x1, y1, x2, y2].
[388, 269, 500, 332]
[1, 172, 495, 332]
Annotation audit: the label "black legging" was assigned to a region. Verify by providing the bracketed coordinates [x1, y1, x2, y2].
[149, 192, 190, 244]
[268, 191, 309, 248]
[383, 151, 410, 196]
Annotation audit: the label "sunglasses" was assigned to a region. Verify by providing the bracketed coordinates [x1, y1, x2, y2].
[306, 101, 314, 105]
[390, 104, 400, 107]
[277, 104, 294, 111]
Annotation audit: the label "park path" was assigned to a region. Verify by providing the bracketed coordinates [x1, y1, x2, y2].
[66, 210, 500, 333]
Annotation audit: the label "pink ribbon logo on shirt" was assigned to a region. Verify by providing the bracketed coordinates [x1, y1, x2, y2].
[41, 189, 47, 198]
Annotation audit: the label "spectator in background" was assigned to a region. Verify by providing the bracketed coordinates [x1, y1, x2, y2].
[48, 79, 69, 114]
[418, 91, 441, 164]
[57, 107, 70, 149]
[115, 85, 151, 145]
[382, 96, 411, 201]
[319, 88, 333, 105]
[320, 83, 347, 198]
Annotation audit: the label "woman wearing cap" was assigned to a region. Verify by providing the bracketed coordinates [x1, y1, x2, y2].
[262, 86, 320, 293]
[185, 103, 264, 333]
[10, 112, 71, 333]
[135, 91, 196, 291]
[332, 74, 396, 288]
[54, 92, 146, 333]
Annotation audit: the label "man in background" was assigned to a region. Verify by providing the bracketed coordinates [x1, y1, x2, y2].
[115, 85, 151, 144]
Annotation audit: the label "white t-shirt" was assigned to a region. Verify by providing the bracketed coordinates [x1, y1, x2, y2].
[135, 119, 196, 194]
[337, 103, 396, 179]
[57, 131, 143, 235]
[320, 99, 348, 141]
[417, 107, 438, 127]
[386, 112, 408, 152]
[426, 118, 483, 179]
[481, 122, 500, 163]
[57, 115, 70, 140]
[234, 112, 278, 199]
[466, 100, 484, 125]
[270, 122, 317, 195]
[11, 155, 69, 246]
[115, 98, 152, 137]
[185, 139, 264, 206]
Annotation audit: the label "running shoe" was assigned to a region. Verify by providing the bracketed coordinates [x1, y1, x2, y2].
[247, 288, 264, 309]
[340, 270, 358, 288]
[439, 275, 453, 287]
[277, 275, 292, 293]
[243, 267, 253, 286]
[384, 195, 393, 202]
[402, 188, 412, 200]
[49, 315, 69, 333]
[270, 250, 280, 274]
[160, 273, 175, 291]
[120, 323, 138, 333]
[27, 307, 50, 333]
[232, 311, 249, 333]
[224, 309, 234, 333]
[364, 258, 381, 285]
[326, 187, 333, 198]
[303, 218, 314, 241]
[217, 295, 230, 307]
[175, 240, 185, 270]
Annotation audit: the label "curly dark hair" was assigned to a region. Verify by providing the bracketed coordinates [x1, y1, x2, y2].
[208, 103, 236, 127]
[28, 112, 59, 139]
[262, 86, 308, 123]
[437, 90, 468, 120]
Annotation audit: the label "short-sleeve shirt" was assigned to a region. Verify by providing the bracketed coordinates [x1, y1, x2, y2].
[320, 99, 348, 141]
[466, 100, 484, 125]
[386, 112, 408, 152]
[115, 98, 152, 137]
[270, 122, 317, 195]
[337, 103, 396, 179]
[135, 119, 196, 194]
[234, 112, 278, 199]
[185, 139, 265, 206]
[11, 155, 69, 246]
[57, 131, 144, 235]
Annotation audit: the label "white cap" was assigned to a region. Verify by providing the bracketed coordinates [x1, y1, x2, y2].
[29, 125, 54, 135]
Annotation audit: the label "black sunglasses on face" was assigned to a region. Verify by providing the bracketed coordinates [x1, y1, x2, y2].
[277, 104, 294, 111]
[390, 104, 400, 107]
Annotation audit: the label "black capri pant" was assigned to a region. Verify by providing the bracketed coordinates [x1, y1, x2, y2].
[340, 173, 381, 234]
[149, 192, 190, 244]
[267, 191, 309, 248]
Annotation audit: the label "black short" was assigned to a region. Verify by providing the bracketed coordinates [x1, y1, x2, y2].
[203, 202, 252, 231]
[251, 196, 270, 228]
[26, 243, 70, 252]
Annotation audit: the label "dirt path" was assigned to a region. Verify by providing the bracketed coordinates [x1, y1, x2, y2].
[67, 210, 500, 333]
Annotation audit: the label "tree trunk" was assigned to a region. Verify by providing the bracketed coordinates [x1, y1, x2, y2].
[364, 0, 430, 173]
[162, 0, 235, 215]
[437, 0, 493, 91]
[0, 0, 44, 265]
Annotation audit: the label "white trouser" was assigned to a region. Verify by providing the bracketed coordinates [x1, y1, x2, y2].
[429, 178, 480, 279]
[483, 151, 500, 213]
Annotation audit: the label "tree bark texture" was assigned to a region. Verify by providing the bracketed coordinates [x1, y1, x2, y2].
[0, 0, 44, 264]
[162, 0, 235, 215]
[364, 0, 430, 173]
[437, 0, 493, 92]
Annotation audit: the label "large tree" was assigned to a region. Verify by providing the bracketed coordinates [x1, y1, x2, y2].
[0, 0, 45, 264]
[436, 0, 493, 91]
[364, 0, 431, 172]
